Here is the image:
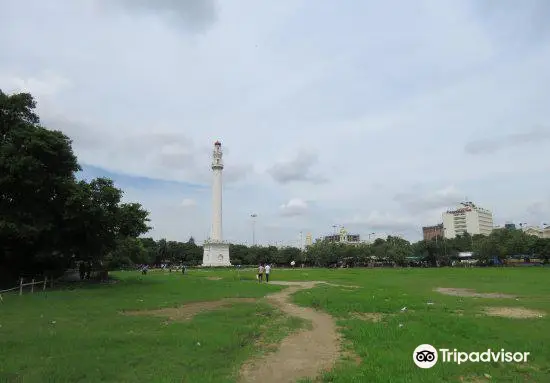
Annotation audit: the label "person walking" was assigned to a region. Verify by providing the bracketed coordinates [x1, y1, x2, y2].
[258, 264, 264, 283]
[265, 263, 271, 283]
[79, 261, 85, 280]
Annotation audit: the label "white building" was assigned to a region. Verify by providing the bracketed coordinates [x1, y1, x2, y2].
[442, 201, 494, 239]
[522, 225, 550, 239]
[321, 227, 361, 245]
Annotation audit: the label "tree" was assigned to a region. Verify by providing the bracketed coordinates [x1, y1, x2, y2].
[1, 90, 80, 282]
[229, 244, 248, 265]
[474, 236, 502, 265]
[276, 246, 301, 266]
[118, 203, 151, 238]
[1, 90, 152, 283]
[67, 178, 120, 266]
[385, 236, 411, 266]
[106, 237, 148, 269]
[138, 237, 159, 265]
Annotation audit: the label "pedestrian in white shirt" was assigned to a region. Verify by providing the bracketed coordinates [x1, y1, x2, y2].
[258, 264, 264, 283]
[265, 264, 271, 283]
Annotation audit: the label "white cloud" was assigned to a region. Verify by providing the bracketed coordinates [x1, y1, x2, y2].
[0, 71, 72, 98]
[2, 0, 550, 243]
[267, 150, 327, 184]
[343, 211, 418, 232]
[280, 198, 309, 217]
[464, 126, 550, 155]
[181, 198, 197, 208]
[394, 186, 465, 214]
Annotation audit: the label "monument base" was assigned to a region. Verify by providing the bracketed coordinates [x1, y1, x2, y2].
[202, 241, 231, 267]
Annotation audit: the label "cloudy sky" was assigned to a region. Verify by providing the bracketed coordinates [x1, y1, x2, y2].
[1, 0, 550, 245]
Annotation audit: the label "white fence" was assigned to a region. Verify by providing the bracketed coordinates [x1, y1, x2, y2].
[0, 277, 52, 302]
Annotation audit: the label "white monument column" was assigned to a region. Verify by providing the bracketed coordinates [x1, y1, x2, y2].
[211, 142, 223, 241]
[202, 141, 231, 267]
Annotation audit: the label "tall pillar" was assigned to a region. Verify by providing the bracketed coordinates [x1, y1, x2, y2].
[211, 146, 223, 241]
[202, 140, 231, 267]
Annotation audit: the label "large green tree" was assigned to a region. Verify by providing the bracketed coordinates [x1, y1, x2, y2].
[1, 90, 151, 284]
[1, 90, 80, 281]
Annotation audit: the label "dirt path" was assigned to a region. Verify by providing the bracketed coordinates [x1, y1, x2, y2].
[123, 298, 257, 322]
[435, 287, 516, 299]
[239, 281, 342, 383]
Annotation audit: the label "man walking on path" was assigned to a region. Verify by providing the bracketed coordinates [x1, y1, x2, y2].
[258, 264, 264, 283]
[79, 262, 85, 280]
[265, 264, 271, 283]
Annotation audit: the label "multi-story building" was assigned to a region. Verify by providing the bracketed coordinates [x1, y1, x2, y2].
[522, 225, 550, 239]
[442, 201, 493, 239]
[422, 223, 444, 241]
[323, 227, 360, 244]
[305, 233, 313, 247]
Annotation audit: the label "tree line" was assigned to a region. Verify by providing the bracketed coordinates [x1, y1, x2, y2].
[113, 237, 303, 268]
[127, 227, 550, 269]
[304, 229, 550, 268]
[2, 90, 549, 288]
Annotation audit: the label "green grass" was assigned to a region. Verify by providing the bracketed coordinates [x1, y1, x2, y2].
[0, 271, 306, 382]
[286, 267, 550, 383]
[1, 267, 549, 382]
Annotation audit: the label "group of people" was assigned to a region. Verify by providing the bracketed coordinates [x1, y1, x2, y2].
[78, 261, 92, 280]
[257, 263, 271, 283]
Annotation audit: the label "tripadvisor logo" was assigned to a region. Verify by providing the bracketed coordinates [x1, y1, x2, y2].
[413, 344, 530, 368]
[413, 344, 438, 368]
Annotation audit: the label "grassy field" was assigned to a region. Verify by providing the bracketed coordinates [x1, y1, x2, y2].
[1, 267, 549, 382]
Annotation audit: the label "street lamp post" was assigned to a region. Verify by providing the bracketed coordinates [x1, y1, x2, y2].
[250, 214, 257, 246]
[443, 228, 447, 256]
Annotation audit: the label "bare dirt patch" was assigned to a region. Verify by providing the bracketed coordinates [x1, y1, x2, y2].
[123, 298, 257, 322]
[435, 287, 516, 299]
[453, 309, 465, 317]
[483, 307, 545, 319]
[239, 281, 341, 383]
[206, 276, 222, 281]
[341, 349, 362, 366]
[320, 282, 360, 289]
[459, 376, 489, 383]
[351, 312, 384, 322]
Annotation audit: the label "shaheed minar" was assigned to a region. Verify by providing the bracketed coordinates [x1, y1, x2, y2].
[201, 141, 232, 266]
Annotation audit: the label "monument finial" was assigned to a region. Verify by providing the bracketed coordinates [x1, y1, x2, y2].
[212, 140, 223, 170]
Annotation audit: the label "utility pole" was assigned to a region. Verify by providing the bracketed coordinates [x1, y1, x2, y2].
[251, 214, 257, 246]
[443, 228, 447, 256]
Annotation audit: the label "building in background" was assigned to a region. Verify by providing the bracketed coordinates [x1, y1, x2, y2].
[442, 201, 493, 239]
[422, 223, 444, 241]
[504, 222, 517, 230]
[522, 225, 550, 239]
[305, 233, 313, 247]
[323, 227, 361, 244]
